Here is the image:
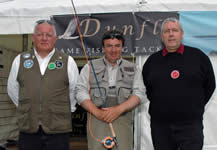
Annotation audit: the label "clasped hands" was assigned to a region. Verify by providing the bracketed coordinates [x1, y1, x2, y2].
[95, 105, 123, 123]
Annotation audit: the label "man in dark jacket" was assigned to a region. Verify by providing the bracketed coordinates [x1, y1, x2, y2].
[142, 17, 216, 150]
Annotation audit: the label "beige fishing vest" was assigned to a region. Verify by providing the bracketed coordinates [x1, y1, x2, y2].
[89, 57, 136, 107]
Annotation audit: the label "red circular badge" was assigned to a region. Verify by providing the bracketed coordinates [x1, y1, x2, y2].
[171, 70, 180, 79]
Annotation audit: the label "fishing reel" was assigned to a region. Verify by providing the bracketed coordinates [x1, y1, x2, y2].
[103, 136, 115, 149]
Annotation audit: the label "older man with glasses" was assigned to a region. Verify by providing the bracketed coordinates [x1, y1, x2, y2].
[7, 19, 79, 150]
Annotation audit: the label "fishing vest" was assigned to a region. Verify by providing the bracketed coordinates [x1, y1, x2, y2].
[17, 50, 71, 134]
[89, 58, 136, 107]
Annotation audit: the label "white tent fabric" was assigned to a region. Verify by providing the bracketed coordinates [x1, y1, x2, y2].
[0, 0, 217, 34]
[0, 0, 14, 3]
[203, 55, 217, 149]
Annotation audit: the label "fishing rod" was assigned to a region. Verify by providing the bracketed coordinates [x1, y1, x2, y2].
[69, 0, 118, 149]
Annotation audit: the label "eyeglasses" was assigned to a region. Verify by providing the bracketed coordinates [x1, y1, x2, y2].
[34, 19, 57, 36]
[102, 30, 125, 46]
[36, 19, 54, 25]
[103, 32, 123, 40]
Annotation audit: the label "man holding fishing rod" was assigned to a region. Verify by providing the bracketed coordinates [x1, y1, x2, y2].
[75, 30, 146, 150]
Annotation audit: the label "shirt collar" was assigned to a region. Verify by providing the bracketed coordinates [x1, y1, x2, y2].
[103, 56, 122, 67]
[34, 48, 55, 59]
[162, 44, 184, 56]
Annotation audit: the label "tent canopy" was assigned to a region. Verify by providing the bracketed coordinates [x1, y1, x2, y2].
[0, 0, 217, 34]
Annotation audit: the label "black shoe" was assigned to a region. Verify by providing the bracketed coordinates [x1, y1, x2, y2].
[0, 146, 6, 150]
[6, 139, 17, 147]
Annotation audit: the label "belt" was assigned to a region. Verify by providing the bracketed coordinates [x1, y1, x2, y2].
[109, 86, 116, 89]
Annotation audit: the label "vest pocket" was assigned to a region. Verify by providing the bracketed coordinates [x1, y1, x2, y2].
[118, 87, 132, 104]
[17, 99, 31, 132]
[48, 103, 71, 131]
[123, 71, 134, 85]
[90, 87, 106, 107]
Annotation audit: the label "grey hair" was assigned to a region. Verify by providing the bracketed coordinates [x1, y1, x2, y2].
[209, 50, 217, 56]
[160, 17, 183, 34]
[33, 20, 57, 36]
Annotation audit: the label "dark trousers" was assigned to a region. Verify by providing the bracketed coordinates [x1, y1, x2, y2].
[18, 126, 70, 150]
[150, 120, 204, 150]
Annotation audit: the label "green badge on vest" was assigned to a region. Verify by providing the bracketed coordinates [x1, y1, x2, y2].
[48, 62, 56, 70]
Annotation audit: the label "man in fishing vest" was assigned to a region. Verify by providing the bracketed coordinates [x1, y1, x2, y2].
[7, 19, 79, 150]
[75, 30, 146, 150]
